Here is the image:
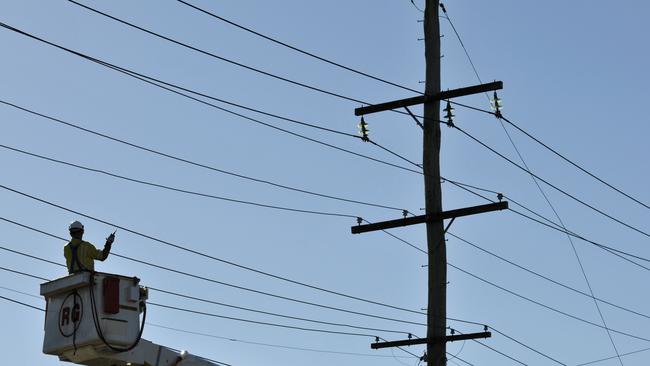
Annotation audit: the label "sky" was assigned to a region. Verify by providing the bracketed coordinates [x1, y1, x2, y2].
[1, 1, 649, 365]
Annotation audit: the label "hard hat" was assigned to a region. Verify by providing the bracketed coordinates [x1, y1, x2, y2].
[68, 221, 84, 232]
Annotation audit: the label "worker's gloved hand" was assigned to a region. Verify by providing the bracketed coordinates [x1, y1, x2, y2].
[106, 232, 115, 245]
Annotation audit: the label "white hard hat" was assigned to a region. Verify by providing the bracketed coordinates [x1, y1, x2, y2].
[69, 221, 84, 232]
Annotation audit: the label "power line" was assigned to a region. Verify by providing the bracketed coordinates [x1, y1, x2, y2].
[0, 265, 555, 366]
[448, 263, 650, 343]
[148, 301, 379, 338]
[61, 1, 434, 127]
[470, 339, 527, 366]
[64, 1, 369, 106]
[452, 123, 650, 239]
[441, 175, 650, 271]
[0, 285, 43, 300]
[0, 221, 572, 364]
[0, 291, 238, 366]
[0, 143, 358, 219]
[451, 100, 650, 212]
[0, 99, 409, 214]
[64, 0, 373, 142]
[172, 0, 421, 94]
[500, 114, 650, 211]
[438, 3, 484, 92]
[0, 22, 426, 178]
[0, 294, 45, 312]
[576, 346, 650, 366]
[451, 98, 650, 212]
[0, 219, 428, 327]
[0, 183, 427, 317]
[0, 265, 50, 281]
[148, 322, 414, 359]
[447, 233, 650, 321]
[148, 287, 416, 336]
[487, 326, 566, 366]
[455, 328, 531, 366]
[65, 0, 424, 130]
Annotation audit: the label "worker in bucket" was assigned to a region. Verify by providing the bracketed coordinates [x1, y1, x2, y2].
[64, 220, 115, 274]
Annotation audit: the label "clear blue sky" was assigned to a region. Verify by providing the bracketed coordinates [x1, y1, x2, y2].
[1, 1, 649, 365]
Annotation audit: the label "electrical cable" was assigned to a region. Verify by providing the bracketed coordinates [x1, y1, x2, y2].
[450, 100, 650, 211]
[173, 0, 421, 94]
[471, 339, 527, 366]
[0, 285, 43, 300]
[148, 301, 379, 338]
[0, 232, 570, 364]
[0, 294, 45, 312]
[0, 184, 427, 317]
[64, 1, 369, 106]
[0, 100, 409, 214]
[148, 287, 416, 336]
[453, 329, 529, 366]
[447, 233, 650, 320]
[65, 0, 428, 132]
[500, 114, 650, 211]
[148, 322, 414, 359]
[0, 265, 50, 281]
[0, 220, 428, 328]
[438, 177, 650, 272]
[452, 123, 650, 239]
[0, 22, 426, 178]
[576, 346, 650, 366]
[0, 144, 358, 219]
[88, 271, 146, 352]
[448, 263, 650, 343]
[487, 326, 566, 366]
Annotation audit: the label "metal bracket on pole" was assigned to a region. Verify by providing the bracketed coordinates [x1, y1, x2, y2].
[351, 201, 507, 234]
[354, 81, 503, 116]
[371, 332, 491, 349]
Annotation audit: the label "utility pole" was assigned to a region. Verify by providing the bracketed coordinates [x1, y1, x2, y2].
[422, 1, 445, 365]
[350, 2, 505, 363]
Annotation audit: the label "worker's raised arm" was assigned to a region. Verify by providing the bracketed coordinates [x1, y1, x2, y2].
[99, 231, 115, 261]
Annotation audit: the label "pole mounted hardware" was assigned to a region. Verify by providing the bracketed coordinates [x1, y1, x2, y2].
[371, 331, 491, 349]
[354, 81, 503, 117]
[351, 201, 508, 234]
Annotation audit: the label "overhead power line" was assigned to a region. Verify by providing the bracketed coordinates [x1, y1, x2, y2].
[0, 100, 409, 214]
[0, 22, 425, 177]
[64, 1, 367, 105]
[62, 2, 431, 123]
[442, 177, 650, 272]
[576, 346, 650, 366]
[499, 114, 650, 211]
[452, 124, 650, 239]
[148, 287, 415, 336]
[0, 218, 427, 327]
[447, 233, 650, 320]
[0, 223, 569, 363]
[448, 263, 650, 343]
[0, 292, 236, 366]
[148, 322, 414, 359]
[0, 294, 45, 312]
[444, 7, 625, 354]
[0, 143, 358, 219]
[172, 0, 421, 94]
[0, 184, 428, 316]
[451, 99, 650, 212]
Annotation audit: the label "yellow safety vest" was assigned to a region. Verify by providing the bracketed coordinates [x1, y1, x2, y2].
[64, 238, 104, 273]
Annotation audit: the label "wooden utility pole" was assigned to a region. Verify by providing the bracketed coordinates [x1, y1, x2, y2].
[422, 1, 445, 365]
[350, 3, 504, 362]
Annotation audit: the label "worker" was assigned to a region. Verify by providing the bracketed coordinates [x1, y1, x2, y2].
[64, 221, 115, 274]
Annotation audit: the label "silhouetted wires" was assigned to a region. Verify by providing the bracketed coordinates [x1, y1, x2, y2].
[0, 100, 411, 214]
